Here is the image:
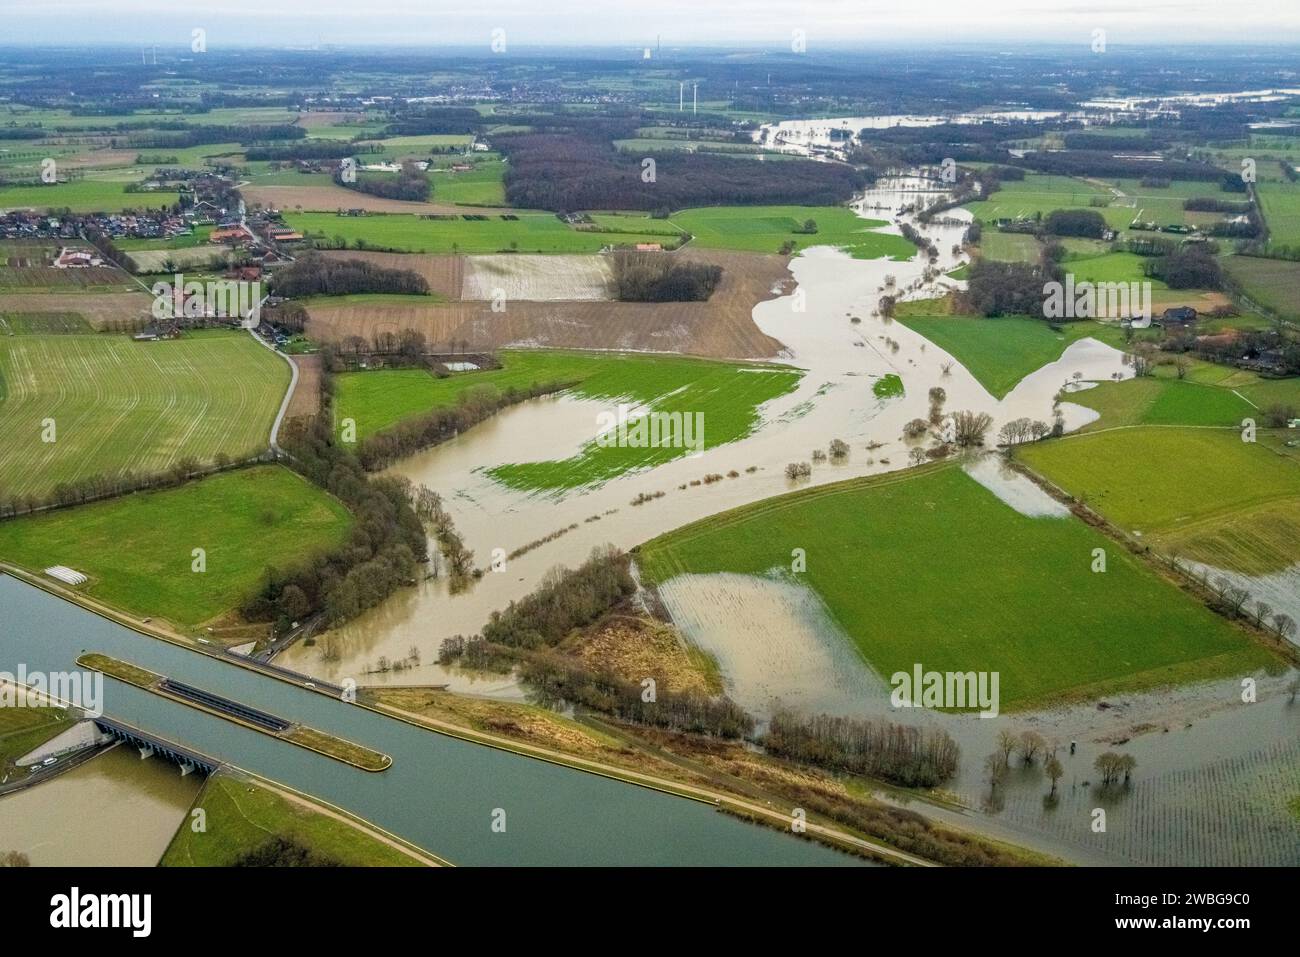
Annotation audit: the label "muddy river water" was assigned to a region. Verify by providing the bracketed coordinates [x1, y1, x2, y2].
[282, 176, 1127, 684]
[272, 175, 1298, 865]
[0, 745, 200, 866]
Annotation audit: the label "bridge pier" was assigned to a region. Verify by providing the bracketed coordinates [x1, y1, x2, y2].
[179, 762, 195, 777]
[138, 745, 154, 760]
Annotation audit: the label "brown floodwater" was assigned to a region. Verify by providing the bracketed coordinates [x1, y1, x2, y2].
[281, 177, 1128, 685]
[0, 743, 200, 866]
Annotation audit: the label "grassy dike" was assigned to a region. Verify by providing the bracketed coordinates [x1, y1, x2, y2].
[77, 653, 391, 772]
[161, 771, 441, 866]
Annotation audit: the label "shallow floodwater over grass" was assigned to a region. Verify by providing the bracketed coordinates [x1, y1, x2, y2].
[638, 462, 1277, 710]
[336, 349, 802, 493]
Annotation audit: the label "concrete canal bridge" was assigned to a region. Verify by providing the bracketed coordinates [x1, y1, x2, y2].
[92, 717, 220, 777]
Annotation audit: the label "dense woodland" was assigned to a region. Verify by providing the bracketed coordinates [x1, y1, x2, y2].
[497, 129, 865, 212]
[611, 252, 722, 302]
[270, 254, 430, 298]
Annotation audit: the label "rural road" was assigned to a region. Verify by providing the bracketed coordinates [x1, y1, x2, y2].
[249, 320, 298, 456]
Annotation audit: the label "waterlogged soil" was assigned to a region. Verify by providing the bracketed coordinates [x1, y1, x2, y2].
[962, 453, 1070, 519]
[657, 572, 886, 719]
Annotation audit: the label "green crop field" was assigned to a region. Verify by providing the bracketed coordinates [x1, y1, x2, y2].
[638, 463, 1274, 709]
[1018, 427, 1300, 575]
[336, 349, 802, 491]
[670, 205, 915, 259]
[161, 773, 424, 867]
[284, 211, 678, 254]
[0, 465, 352, 626]
[0, 179, 181, 213]
[0, 330, 288, 498]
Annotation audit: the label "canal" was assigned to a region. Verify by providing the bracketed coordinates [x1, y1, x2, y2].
[0, 575, 864, 866]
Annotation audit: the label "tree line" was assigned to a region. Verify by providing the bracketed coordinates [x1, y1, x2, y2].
[353, 379, 580, 470]
[270, 253, 430, 298]
[240, 396, 431, 632]
[762, 710, 960, 788]
[0, 449, 270, 521]
[497, 130, 865, 213]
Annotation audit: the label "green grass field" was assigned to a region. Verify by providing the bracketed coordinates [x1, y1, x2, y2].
[894, 309, 1107, 399]
[1223, 254, 1300, 320]
[161, 773, 425, 866]
[0, 704, 72, 769]
[1069, 377, 1256, 429]
[638, 463, 1274, 709]
[1060, 251, 1167, 288]
[670, 205, 915, 259]
[0, 465, 352, 626]
[0, 179, 182, 213]
[965, 174, 1118, 226]
[0, 330, 288, 498]
[1255, 180, 1300, 249]
[336, 349, 801, 491]
[285, 211, 678, 254]
[979, 231, 1041, 262]
[428, 155, 507, 206]
[1018, 427, 1300, 575]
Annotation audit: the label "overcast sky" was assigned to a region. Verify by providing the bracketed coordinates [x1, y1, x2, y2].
[4, 0, 1298, 48]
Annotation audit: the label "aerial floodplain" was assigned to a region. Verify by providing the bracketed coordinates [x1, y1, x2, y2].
[638, 464, 1276, 710]
[1, 3, 1299, 914]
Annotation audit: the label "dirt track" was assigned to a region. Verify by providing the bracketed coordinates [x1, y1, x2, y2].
[304, 249, 792, 360]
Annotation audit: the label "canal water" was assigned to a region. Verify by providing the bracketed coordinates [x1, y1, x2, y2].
[0, 575, 864, 866]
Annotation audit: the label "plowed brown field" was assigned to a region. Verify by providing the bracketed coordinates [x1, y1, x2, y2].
[303, 249, 791, 360]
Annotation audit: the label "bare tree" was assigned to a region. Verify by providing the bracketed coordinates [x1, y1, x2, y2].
[1018, 730, 1046, 766]
[1272, 613, 1296, 642]
[1045, 754, 1064, 796]
[996, 729, 1017, 765]
[1253, 600, 1273, 629]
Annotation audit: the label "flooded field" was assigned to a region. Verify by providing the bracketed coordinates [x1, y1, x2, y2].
[284, 174, 1130, 686]
[266, 173, 1300, 865]
[0, 745, 199, 866]
[658, 572, 885, 720]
